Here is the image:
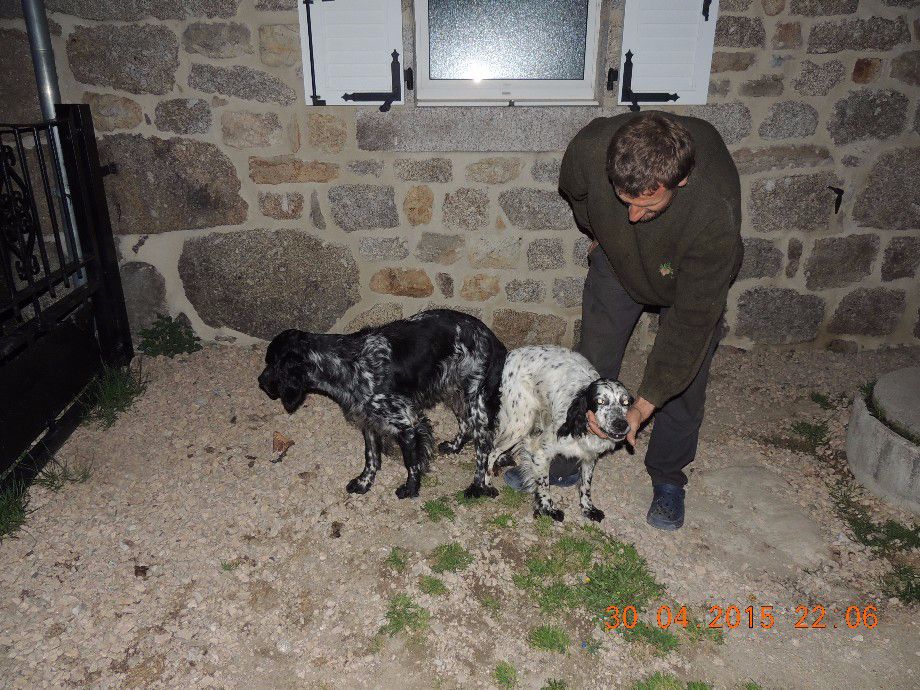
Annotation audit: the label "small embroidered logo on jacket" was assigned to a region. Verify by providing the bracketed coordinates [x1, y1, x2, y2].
[659, 262, 675, 278]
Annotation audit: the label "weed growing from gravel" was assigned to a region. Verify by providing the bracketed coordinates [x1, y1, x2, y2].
[831, 481, 920, 554]
[86, 363, 147, 428]
[809, 392, 834, 410]
[491, 513, 515, 529]
[541, 679, 567, 690]
[422, 497, 455, 523]
[380, 594, 429, 637]
[742, 683, 763, 690]
[34, 457, 91, 492]
[529, 625, 570, 653]
[632, 673, 683, 690]
[624, 621, 679, 655]
[139, 313, 202, 358]
[494, 661, 517, 688]
[385, 547, 408, 572]
[0, 481, 30, 540]
[790, 420, 829, 453]
[479, 595, 502, 615]
[419, 576, 448, 596]
[431, 543, 474, 573]
[883, 565, 919, 604]
[581, 640, 601, 655]
[686, 683, 713, 690]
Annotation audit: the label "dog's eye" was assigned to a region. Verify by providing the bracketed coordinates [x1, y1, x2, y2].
[596, 397, 605, 406]
[621, 395, 630, 406]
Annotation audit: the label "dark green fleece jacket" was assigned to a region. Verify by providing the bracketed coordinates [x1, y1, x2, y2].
[559, 111, 742, 408]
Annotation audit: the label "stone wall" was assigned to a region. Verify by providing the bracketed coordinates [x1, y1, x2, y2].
[2, 0, 918, 351]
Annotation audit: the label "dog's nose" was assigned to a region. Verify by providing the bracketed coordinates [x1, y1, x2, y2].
[612, 419, 629, 434]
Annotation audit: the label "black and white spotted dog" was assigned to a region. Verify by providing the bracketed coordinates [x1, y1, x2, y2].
[257, 309, 507, 499]
[480, 345, 633, 522]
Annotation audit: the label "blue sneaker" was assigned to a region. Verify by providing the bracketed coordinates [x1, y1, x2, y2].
[503, 456, 581, 490]
[646, 483, 685, 531]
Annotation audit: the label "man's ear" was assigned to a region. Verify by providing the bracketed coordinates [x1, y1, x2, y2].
[558, 386, 590, 438]
[677, 176, 689, 187]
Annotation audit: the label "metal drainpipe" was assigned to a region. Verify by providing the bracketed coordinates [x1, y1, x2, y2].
[21, 0, 86, 284]
[21, 0, 61, 121]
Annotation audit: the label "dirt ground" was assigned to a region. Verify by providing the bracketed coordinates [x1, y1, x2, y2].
[1, 342, 919, 689]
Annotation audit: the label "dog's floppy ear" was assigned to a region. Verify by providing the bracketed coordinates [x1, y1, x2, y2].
[277, 351, 308, 414]
[558, 385, 591, 438]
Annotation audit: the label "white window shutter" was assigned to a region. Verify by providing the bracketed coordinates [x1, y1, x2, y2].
[617, 0, 719, 107]
[297, 0, 405, 109]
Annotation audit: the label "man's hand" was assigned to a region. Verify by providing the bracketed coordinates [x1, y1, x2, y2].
[586, 409, 607, 439]
[626, 397, 656, 446]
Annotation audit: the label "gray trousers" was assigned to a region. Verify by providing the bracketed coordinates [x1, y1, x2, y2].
[575, 248, 722, 487]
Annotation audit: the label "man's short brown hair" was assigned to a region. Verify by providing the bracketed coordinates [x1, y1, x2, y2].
[606, 112, 695, 197]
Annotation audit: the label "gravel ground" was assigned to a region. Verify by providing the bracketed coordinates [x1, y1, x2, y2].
[1, 343, 919, 689]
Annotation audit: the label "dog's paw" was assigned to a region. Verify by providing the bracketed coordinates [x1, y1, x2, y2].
[583, 506, 605, 522]
[534, 507, 565, 522]
[346, 477, 371, 494]
[395, 483, 420, 499]
[437, 441, 459, 455]
[464, 483, 499, 499]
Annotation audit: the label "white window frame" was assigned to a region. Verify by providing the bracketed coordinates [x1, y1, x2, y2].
[414, 0, 603, 106]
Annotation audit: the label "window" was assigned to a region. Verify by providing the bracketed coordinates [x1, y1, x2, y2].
[415, 0, 604, 106]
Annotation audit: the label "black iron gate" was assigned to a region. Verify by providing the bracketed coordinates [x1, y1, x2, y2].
[0, 103, 132, 477]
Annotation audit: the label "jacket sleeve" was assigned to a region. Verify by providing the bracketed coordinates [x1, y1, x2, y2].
[637, 204, 740, 408]
[559, 138, 593, 234]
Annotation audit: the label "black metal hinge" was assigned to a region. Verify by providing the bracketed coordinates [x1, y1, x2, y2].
[621, 50, 679, 112]
[606, 68, 619, 91]
[404, 67, 414, 91]
[702, 0, 712, 21]
[342, 50, 402, 112]
[304, 0, 326, 105]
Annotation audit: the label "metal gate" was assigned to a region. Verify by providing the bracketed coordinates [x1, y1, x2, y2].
[0, 103, 132, 477]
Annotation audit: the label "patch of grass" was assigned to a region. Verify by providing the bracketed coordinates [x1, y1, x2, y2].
[0, 481, 30, 540]
[686, 683, 713, 690]
[220, 560, 239, 572]
[491, 513, 516, 529]
[862, 380, 920, 445]
[624, 621, 680, 655]
[742, 683, 763, 690]
[536, 581, 578, 613]
[385, 547, 408, 573]
[882, 565, 920, 604]
[431, 543, 474, 573]
[810, 391, 834, 410]
[500, 486, 528, 510]
[494, 661, 517, 688]
[479, 595, 502, 615]
[528, 625, 570, 654]
[419, 576, 448, 596]
[685, 614, 724, 645]
[422, 497, 455, 523]
[85, 364, 147, 428]
[138, 313, 202, 358]
[534, 514, 555, 536]
[831, 481, 920, 555]
[33, 457, 91, 492]
[632, 673, 683, 690]
[379, 594, 429, 637]
[541, 680, 567, 690]
[790, 420, 829, 453]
